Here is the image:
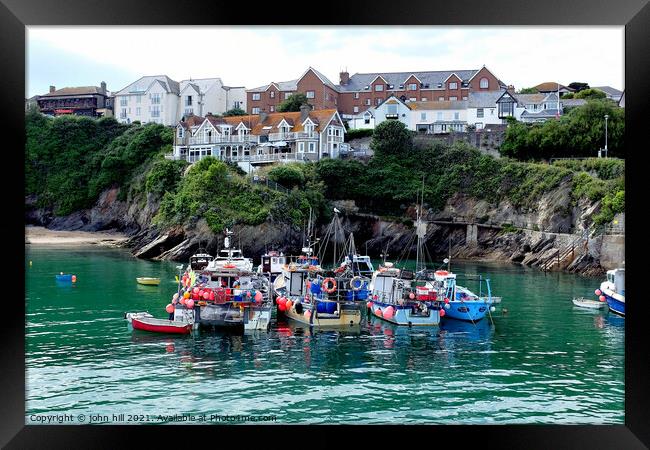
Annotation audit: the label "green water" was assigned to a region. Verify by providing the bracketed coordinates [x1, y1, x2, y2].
[25, 246, 624, 424]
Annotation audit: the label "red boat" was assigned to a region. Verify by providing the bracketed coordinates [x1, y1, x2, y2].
[131, 317, 192, 334]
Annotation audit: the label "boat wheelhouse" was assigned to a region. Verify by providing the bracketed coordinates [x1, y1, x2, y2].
[189, 253, 213, 271]
[369, 265, 442, 326]
[430, 271, 495, 322]
[257, 251, 288, 281]
[204, 229, 253, 273]
[598, 268, 625, 316]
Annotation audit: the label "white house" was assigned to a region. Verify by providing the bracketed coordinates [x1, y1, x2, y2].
[466, 91, 502, 129]
[373, 96, 411, 128]
[409, 100, 468, 133]
[170, 106, 347, 172]
[496, 90, 575, 123]
[346, 107, 375, 130]
[178, 78, 246, 119]
[114, 75, 180, 125]
[115, 75, 247, 126]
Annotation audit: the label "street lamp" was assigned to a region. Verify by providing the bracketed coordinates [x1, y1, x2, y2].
[605, 114, 609, 158]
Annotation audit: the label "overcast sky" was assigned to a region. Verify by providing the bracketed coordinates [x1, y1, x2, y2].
[26, 26, 624, 97]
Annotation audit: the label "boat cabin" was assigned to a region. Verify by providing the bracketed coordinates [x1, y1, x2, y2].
[346, 255, 375, 277]
[260, 252, 287, 274]
[606, 268, 625, 295]
[190, 253, 213, 271]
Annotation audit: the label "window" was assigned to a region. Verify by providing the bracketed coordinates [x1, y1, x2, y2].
[365, 99, 371, 106]
[353, 106, 359, 113]
[325, 93, 329, 100]
[354, 93, 359, 99]
[421, 98, 427, 101]
[477, 108, 484, 118]
[450, 96, 458, 101]
[438, 96, 445, 101]
[475, 122, 484, 129]
[151, 105, 160, 117]
[480, 78, 489, 89]
[270, 106, 274, 112]
[252, 107, 260, 114]
[150, 93, 160, 104]
[364, 114, 370, 124]
[454, 112, 459, 120]
[449, 82, 458, 90]
[270, 90, 275, 98]
[437, 112, 443, 120]
[285, 92, 292, 99]
[298, 142, 305, 153]
[120, 108, 127, 118]
[252, 93, 261, 101]
[375, 84, 384, 92]
[186, 96, 192, 106]
[409, 97, 417, 102]
[177, 128, 184, 138]
[136, 107, 141, 116]
[420, 112, 426, 120]
[308, 142, 316, 153]
[408, 83, 417, 91]
[462, 96, 468, 100]
[136, 96, 141, 104]
[386, 104, 398, 118]
[376, 98, 382, 105]
[306, 91, 315, 99]
[120, 97, 127, 106]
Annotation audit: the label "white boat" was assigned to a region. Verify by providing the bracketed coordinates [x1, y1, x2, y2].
[256, 250, 288, 280]
[204, 229, 253, 273]
[572, 297, 607, 309]
[598, 268, 625, 316]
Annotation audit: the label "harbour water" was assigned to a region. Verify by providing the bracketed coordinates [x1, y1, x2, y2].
[25, 246, 624, 424]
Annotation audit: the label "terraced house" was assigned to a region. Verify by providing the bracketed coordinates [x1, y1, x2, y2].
[114, 75, 246, 126]
[247, 66, 506, 119]
[169, 105, 347, 172]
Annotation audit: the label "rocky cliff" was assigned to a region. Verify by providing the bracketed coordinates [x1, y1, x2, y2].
[25, 177, 622, 275]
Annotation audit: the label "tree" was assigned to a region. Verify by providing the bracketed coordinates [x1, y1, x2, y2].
[518, 87, 539, 94]
[575, 88, 606, 100]
[268, 164, 305, 189]
[370, 120, 413, 158]
[568, 82, 590, 92]
[223, 108, 247, 116]
[277, 93, 310, 112]
[561, 93, 575, 99]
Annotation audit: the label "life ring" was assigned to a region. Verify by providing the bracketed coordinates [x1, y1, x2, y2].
[323, 277, 337, 294]
[349, 276, 363, 291]
[435, 270, 449, 276]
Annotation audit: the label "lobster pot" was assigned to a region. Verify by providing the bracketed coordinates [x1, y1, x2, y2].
[316, 301, 337, 314]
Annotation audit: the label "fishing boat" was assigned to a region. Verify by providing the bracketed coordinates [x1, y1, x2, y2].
[189, 252, 213, 271]
[136, 277, 161, 286]
[256, 250, 287, 281]
[130, 316, 192, 334]
[572, 297, 607, 309]
[596, 268, 625, 316]
[273, 210, 369, 327]
[434, 271, 495, 322]
[204, 229, 253, 272]
[175, 265, 273, 331]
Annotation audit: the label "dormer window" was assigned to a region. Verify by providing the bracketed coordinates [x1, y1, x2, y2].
[449, 82, 458, 90]
[388, 84, 394, 89]
[177, 127, 184, 138]
[437, 83, 443, 88]
[375, 84, 384, 91]
[480, 78, 489, 89]
[399, 84, 404, 89]
[364, 85, 369, 90]
[270, 91, 275, 98]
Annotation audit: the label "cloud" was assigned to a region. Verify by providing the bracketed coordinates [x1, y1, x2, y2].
[27, 26, 624, 97]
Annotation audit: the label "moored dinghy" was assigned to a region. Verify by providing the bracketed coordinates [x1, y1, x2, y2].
[131, 316, 192, 334]
[572, 297, 607, 309]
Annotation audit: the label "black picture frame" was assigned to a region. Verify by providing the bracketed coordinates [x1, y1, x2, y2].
[3, 0, 648, 447]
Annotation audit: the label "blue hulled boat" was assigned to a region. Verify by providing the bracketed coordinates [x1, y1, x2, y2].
[598, 268, 625, 316]
[432, 271, 494, 322]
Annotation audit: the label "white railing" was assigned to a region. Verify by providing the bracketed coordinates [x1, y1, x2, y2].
[186, 134, 258, 145]
[166, 152, 310, 164]
[268, 132, 297, 141]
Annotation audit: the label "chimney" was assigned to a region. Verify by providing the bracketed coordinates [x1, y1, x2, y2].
[300, 103, 312, 121]
[339, 71, 349, 86]
[49, 85, 56, 93]
[100, 81, 107, 95]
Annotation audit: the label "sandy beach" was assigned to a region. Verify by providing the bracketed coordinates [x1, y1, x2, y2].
[25, 226, 129, 246]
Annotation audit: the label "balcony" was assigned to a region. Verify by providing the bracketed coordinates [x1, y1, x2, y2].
[187, 134, 259, 145]
[268, 132, 297, 141]
[165, 151, 310, 164]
